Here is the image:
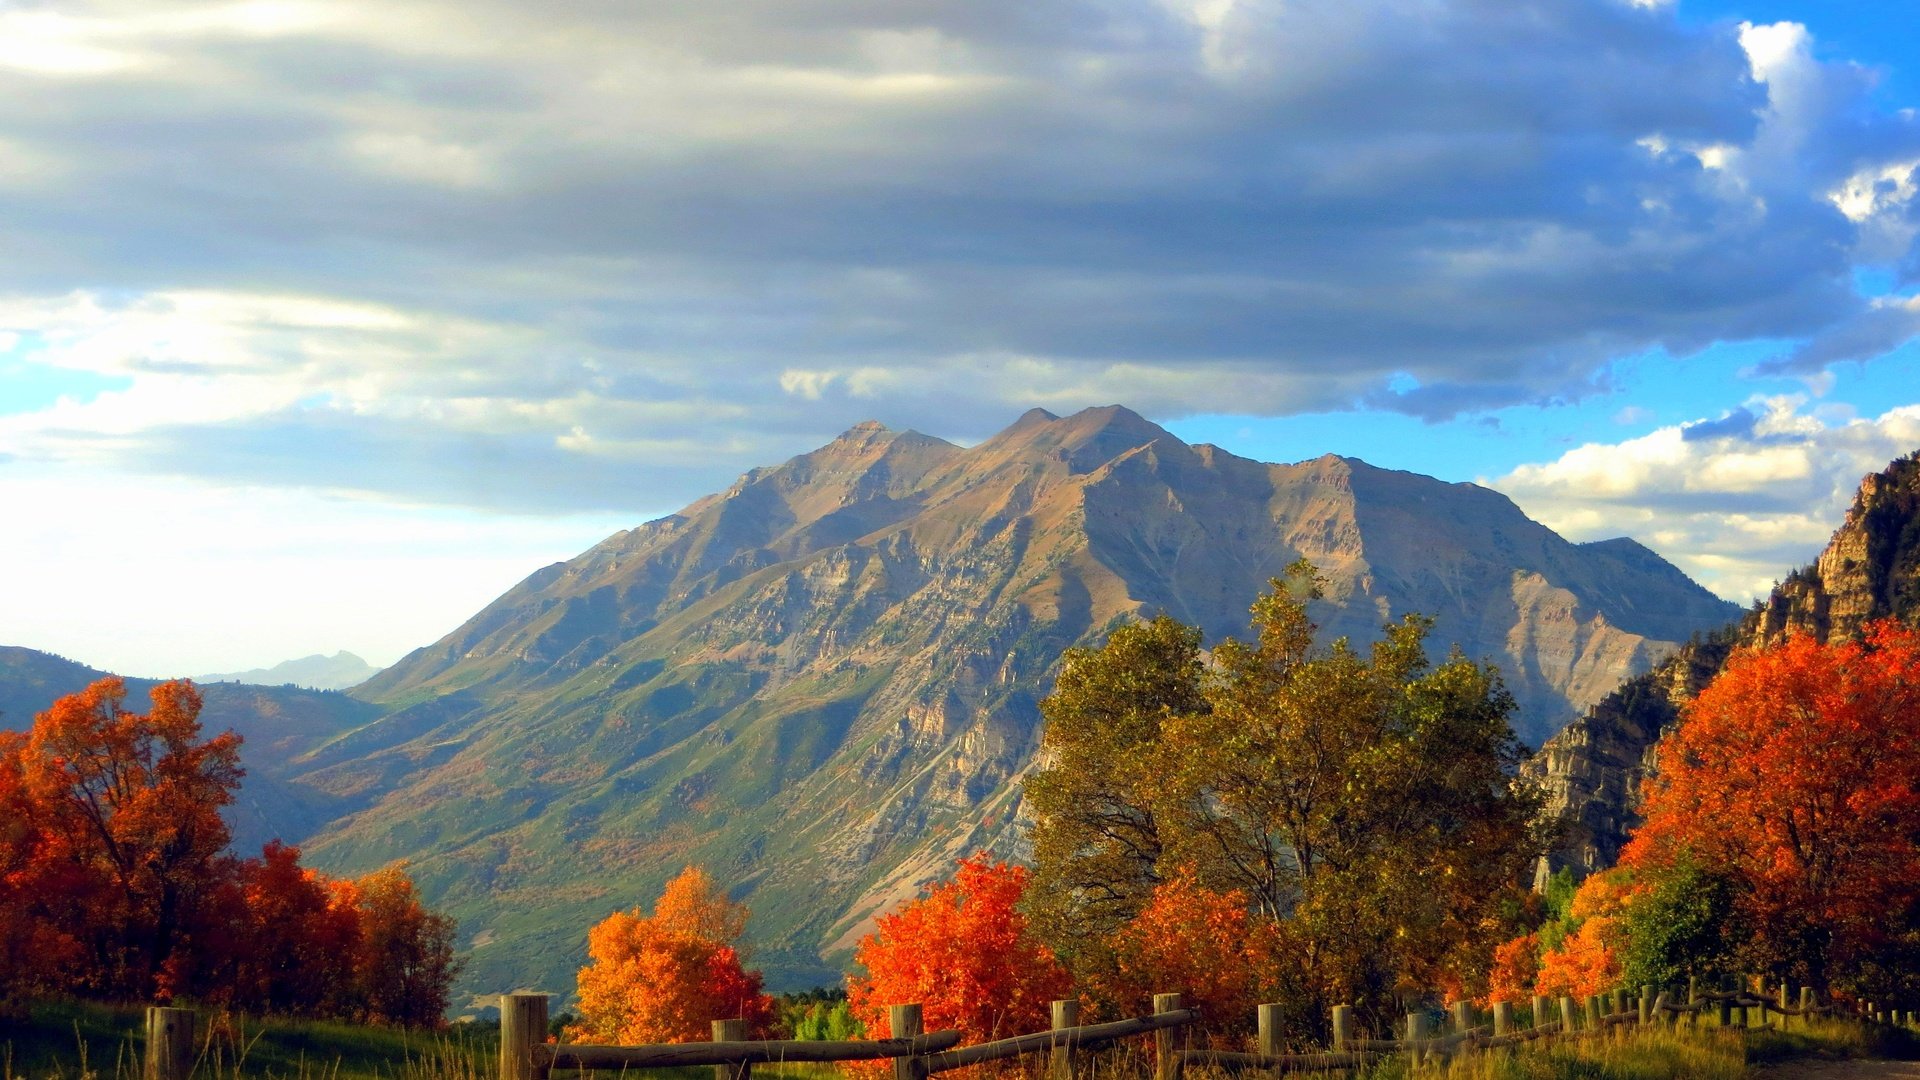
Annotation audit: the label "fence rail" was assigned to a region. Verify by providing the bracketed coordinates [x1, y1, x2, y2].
[126, 978, 1920, 1080]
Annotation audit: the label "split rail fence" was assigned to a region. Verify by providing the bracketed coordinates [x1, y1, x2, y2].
[130, 978, 1918, 1080]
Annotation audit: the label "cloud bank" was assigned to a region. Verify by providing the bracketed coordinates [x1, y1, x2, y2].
[1493, 398, 1920, 600]
[0, 0, 1917, 511]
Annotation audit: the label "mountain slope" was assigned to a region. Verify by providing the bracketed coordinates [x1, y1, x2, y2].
[292, 406, 1734, 1002]
[1524, 450, 1920, 875]
[0, 647, 380, 854]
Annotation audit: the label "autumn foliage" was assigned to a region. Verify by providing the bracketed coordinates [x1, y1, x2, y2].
[848, 856, 1072, 1044]
[1104, 873, 1276, 1032]
[571, 866, 776, 1043]
[1628, 620, 1920, 991]
[0, 678, 459, 1023]
[1488, 620, 1920, 1000]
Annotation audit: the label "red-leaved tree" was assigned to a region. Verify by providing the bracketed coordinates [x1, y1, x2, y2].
[1626, 621, 1920, 991]
[1104, 872, 1276, 1035]
[848, 855, 1073, 1044]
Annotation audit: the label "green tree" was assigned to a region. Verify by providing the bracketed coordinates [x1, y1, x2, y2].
[1023, 614, 1206, 972]
[1617, 861, 1737, 989]
[1027, 562, 1547, 1026]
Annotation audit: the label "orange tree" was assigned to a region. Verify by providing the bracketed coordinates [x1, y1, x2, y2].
[1625, 620, 1920, 995]
[1102, 871, 1278, 1036]
[572, 866, 775, 1042]
[847, 855, 1072, 1043]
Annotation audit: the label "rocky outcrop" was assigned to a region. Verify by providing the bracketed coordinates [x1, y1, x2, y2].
[301, 406, 1735, 1002]
[1525, 451, 1920, 876]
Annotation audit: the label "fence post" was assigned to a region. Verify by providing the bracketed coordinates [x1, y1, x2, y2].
[1452, 1000, 1472, 1035]
[1153, 993, 1185, 1080]
[1799, 985, 1814, 1021]
[891, 1004, 927, 1080]
[1530, 994, 1549, 1030]
[1406, 1010, 1429, 1068]
[1051, 999, 1079, 1080]
[500, 994, 549, 1080]
[1492, 1001, 1512, 1037]
[1330, 1005, 1350, 1053]
[145, 1007, 194, 1080]
[711, 1019, 749, 1080]
[1257, 1003, 1281, 1058]
[1559, 996, 1577, 1033]
[1586, 995, 1602, 1031]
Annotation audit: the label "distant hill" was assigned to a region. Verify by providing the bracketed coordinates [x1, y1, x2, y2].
[1525, 450, 1920, 876]
[0, 646, 380, 855]
[198, 651, 381, 691]
[279, 405, 1737, 1002]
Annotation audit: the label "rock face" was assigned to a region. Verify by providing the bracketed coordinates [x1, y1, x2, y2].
[1525, 451, 1920, 877]
[294, 406, 1733, 1002]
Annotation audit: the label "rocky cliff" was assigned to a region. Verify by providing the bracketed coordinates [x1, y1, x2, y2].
[1525, 451, 1920, 876]
[283, 406, 1735, 1003]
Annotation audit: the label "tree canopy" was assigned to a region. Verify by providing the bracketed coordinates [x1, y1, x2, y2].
[1025, 563, 1547, 1027]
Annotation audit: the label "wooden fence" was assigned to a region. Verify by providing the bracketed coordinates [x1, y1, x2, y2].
[132, 978, 1918, 1080]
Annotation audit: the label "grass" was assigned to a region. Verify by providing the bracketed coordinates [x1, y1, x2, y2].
[8, 1000, 1915, 1080]
[0, 999, 493, 1080]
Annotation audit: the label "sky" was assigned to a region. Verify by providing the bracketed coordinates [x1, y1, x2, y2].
[2, 0, 1919, 677]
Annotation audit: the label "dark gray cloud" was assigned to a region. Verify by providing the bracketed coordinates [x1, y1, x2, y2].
[0, 0, 1917, 511]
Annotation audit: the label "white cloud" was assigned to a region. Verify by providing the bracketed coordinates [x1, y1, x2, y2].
[1492, 399, 1920, 601]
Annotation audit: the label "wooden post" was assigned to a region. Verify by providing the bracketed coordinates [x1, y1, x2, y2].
[500, 994, 549, 1080]
[1688, 976, 1700, 1028]
[1153, 993, 1185, 1080]
[1716, 991, 1731, 1029]
[1613, 988, 1629, 1018]
[1406, 1011, 1429, 1068]
[711, 1020, 749, 1080]
[1653, 992, 1671, 1028]
[1330, 1005, 1351, 1053]
[145, 1007, 195, 1080]
[1257, 1003, 1280, 1058]
[1051, 999, 1079, 1080]
[1529, 994, 1547, 1029]
[1559, 996, 1577, 1033]
[1586, 995, 1602, 1031]
[892, 1005, 927, 1080]
[1492, 1001, 1512, 1037]
[1799, 985, 1814, 1020]
[1452, 1000, 1472, 1035]
[1639, 985, 1652, 1025]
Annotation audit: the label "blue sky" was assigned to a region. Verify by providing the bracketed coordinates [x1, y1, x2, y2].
[2, 0, 1919, 675]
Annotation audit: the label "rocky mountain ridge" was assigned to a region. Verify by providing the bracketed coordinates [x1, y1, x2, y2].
[1524, 450, 1920, 875]
[292, 405, 1735, 1001]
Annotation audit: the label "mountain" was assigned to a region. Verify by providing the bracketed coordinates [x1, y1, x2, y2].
[1524, 450, 1920, 876]
[0, 646, 380, 855]
[281, 406, 1735, 1003]
[198, 651, 381, 691]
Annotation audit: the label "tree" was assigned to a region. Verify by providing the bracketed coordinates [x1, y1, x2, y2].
[1024, 615, 1205, 972]
[222, 841, 364, 1017]
[350, 864, 462, 1027]
[14, 678, 242, 998]
[848, 855, 1072, 1044]
[1625, 620, 1920, 994]
[572, 866, 774, 1043]
[1029, 564, 1547, 1028]
[1533, 869, 1633, 999]
[1103, 872, 1277, 1036]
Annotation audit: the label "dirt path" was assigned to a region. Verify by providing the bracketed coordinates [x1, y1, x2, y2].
[1755, 1061, 1920, 1079]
